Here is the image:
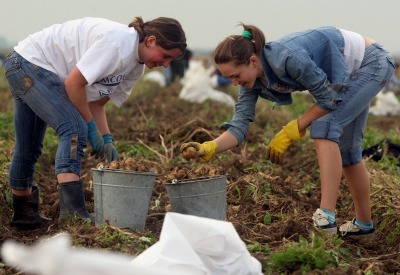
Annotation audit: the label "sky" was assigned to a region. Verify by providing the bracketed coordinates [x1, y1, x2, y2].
[1, 0, 400, 56]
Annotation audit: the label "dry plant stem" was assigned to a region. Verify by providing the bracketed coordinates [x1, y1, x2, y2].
[179, 127, 216, 145]
[158, 134, 174, 162]
[137, 138, 165, 164]
[135, 102, 148, 122]
[168, 117, 207, 138]
[107, 225, 140, 238]
[137, 134, 174, 167]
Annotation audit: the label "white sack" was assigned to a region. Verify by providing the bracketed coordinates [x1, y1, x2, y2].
[143, 71, 166, 87]
[179, 60, 236, 107]
[1, 213, 262, 275]
[1, 233, 166, 275]
[369, 91, 400, 116]
[132, 212, 262, 275]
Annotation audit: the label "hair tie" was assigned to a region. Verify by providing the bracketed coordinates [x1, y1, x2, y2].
[242, 30, 253, 40]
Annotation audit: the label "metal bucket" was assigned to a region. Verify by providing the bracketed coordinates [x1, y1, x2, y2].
[165, 175, 227, 220]
[92, 168, 156, 230]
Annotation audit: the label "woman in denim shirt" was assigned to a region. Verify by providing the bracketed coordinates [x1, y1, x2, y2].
[181, 23, 395, 239]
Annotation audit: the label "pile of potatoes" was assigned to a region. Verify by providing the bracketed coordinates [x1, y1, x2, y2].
[96, 158, 225, 184]
[163, 164, 224, 183]
[96, 157, 161, 173]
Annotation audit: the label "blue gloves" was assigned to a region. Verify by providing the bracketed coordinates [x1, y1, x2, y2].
[87, 120, 118, 162]
[103, 133, 119, 162]
[87, 120, 105, 159]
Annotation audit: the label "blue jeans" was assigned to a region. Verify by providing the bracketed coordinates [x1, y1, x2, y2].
[4, 51, 87, 190]
[310, 43, 396, 165]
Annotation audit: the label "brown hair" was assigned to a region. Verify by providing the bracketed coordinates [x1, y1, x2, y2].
[129, 17, 187, 52]
[214, 23, 265, 66]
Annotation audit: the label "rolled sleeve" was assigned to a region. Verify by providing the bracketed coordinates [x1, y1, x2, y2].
[312, 79, 342, 111]
[222, 87, 258, 144]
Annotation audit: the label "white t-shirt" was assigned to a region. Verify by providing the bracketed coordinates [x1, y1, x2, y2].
[339, 29, 365, 73]
[15, 17, 145, 107]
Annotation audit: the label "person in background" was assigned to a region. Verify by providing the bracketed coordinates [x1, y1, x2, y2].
[180, 23, 394, 239]
[164, 48, 193, 85]
[4, 16, 186, 229]
[211, 68, 232, 88]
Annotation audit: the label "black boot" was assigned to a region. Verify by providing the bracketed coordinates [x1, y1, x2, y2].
[59, 181, 93, 222]
[10, 186, 51, 229]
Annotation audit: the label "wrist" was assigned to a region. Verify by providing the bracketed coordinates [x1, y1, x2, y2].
[87, 119, 96, 133]
[102, 133, 114, 144]
[283, 120, 305, 140]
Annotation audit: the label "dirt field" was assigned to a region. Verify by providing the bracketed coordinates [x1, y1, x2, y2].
[0, 70, 399, 274]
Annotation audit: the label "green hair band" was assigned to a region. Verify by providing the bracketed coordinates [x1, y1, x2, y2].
[242, 30, 253, 40]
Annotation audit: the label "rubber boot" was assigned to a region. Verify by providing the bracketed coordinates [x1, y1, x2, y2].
[59, 181, 94, 222]
[10, 186, 51, 229]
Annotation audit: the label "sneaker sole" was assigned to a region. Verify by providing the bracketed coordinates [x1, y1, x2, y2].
[315, 226, 338, 236]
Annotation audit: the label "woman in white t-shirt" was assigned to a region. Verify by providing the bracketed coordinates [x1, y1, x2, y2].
[4, 16, 187, 229]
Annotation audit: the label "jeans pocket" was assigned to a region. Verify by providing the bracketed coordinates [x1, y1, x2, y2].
[5, 57, 32, 97]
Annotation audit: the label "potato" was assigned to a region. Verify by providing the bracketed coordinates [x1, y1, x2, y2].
[108, 160, 119, 169]
[182, 146, 197, 160]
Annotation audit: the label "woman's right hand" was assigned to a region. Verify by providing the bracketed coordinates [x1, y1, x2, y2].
[180, 141, 218, 162]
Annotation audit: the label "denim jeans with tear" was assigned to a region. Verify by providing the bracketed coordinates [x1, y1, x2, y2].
[4, 51, 87, 190]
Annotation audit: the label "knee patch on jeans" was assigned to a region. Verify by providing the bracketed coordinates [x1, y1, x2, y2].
[310, 121, 342, 143]
[341, 147, 362, 166]
[70, 134, 78, 160]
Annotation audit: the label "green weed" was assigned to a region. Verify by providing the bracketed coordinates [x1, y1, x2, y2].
[265, 232, 342, 274]
[0, 66, 8, 90]
[263, 212, 272, 225]
[134, 232, 158, 254]
[119, 144, 158, 159]
[247, 241, 270, 253]
[0, 112, 14, 141]
[95, 230, 133, 247]
[300, 182, 317, 194]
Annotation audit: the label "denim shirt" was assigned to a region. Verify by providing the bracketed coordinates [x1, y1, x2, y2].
[223, 26, 350, 144]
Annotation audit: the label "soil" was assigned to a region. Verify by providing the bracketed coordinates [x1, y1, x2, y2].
[0, 78, 399, 274]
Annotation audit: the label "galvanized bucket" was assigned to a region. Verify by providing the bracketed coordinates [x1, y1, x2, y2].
[92, 168, 156, 230]
[165, 175, 227, 220]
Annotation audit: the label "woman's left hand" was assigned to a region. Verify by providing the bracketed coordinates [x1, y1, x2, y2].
[103, 133, 119, 162]
[266, 120, 305, 164]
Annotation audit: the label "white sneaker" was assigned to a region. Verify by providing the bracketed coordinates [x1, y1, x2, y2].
[339, 218, 375, 242]
[312, 208, 337, 235]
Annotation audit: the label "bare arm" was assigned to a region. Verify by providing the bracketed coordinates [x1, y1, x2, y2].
[65, 66, 111, 134]
[214, 131, 239, 153]
[88, 98, 111, 135]
[64, 67, 92, 123]
[297, 103, 330, 132]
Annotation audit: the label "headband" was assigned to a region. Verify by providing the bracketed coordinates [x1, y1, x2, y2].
[242, 30, 253, 40]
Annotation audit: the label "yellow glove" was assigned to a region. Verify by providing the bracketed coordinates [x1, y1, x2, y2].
[266, 120, 306, 164]
[180, 141, 218, 162]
